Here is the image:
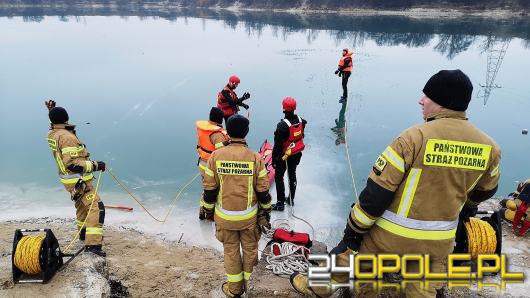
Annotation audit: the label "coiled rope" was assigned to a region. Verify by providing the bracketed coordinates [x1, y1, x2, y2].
[14, 235, 45, 275]
[464, 217, 497, 259]
[107, 169, 199, 223]
[264, 242, 310, 276]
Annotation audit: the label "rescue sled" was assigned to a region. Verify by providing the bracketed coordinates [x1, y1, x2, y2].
[259, 140, 275, 186]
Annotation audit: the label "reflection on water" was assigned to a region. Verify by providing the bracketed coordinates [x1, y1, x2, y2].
[1, 9, 529, 248]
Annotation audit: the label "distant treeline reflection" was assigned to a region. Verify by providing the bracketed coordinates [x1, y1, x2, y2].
[3, 6, 530, 59]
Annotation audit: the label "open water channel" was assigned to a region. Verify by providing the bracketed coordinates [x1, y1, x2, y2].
[1, 8, 529, 247]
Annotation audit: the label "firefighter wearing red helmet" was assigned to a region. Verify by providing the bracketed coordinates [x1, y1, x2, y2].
[271, 97, 307, 211]
[217, 75, 251, 123]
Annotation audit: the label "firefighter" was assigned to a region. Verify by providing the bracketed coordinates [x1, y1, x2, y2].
[271, 97, 307, 212]
[290, 70, 501, 297]
[45, 100, 107, 257]
[499, 179, 530, 235]
[217, 75, 251, 123]
[196, 107, 229, 220]
[201, 114, 272, 297]
[334, 48, 353, 103]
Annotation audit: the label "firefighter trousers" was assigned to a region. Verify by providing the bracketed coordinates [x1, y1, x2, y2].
[71, 180, 105, 246]
[215, 224, 261, 294]
[341, 71, 351, 98]
[275, 153, 302, 204]
[312, 234, 446, 298]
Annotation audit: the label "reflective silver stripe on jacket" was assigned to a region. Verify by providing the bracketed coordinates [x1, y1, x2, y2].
[380, 210, 458, 231]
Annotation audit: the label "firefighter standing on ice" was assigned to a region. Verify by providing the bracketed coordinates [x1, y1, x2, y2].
[271, 97, 307, 211]
[197, 107, 229, 220]
[201, 114, 272, 297]
[45, 100, 107, 257]
[217, 75, 251, 123]
[290, 70, 501, 298]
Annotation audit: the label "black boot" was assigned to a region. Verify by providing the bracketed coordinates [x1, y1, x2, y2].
[79, 228, 86, 241]
[272, 202, 285, 211]
[85, 245, 106, 257]
[286, 196, 294, 206]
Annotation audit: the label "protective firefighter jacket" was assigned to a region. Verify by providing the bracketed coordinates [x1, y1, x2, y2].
[47, 124, 96, 185]
[349, 111, 501, 258]
[202, 139, 271, 230]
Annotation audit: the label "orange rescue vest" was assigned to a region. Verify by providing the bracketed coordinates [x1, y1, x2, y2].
[282, 116, 305, 156]
[217, 86, 239, 117]
[338, 52, 353, 72]
[196, 121, 227, 160]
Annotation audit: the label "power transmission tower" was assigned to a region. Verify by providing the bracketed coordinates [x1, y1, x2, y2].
[478, 38, 510, 105]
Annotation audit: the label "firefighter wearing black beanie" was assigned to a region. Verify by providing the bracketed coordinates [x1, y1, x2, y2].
[422, 69, 473, 111]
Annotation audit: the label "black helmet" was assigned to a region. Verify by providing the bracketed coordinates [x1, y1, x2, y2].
[49, 107, 69, 124]
[226, 114, 249, 138]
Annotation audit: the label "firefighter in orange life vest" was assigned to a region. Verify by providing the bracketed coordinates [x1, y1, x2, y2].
[201, 114, 272, 297]
[499, 179, 530, 235]
[196, 107, 229, 220]
[290, 70, 501, 298]
[217, 75, 251, 123]
[335, 48, 353, 103]
[271, 97, 307, 212]
[45, 100, 107, 257]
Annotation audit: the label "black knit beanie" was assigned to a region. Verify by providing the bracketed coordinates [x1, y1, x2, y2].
[422, 69, 473, 111]
[209, 107, 224, 125]
[49, 107, 69, 124]
[226, 114, 249, 138]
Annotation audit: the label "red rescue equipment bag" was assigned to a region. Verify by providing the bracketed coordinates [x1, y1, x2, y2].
[272, 228, 312, 248]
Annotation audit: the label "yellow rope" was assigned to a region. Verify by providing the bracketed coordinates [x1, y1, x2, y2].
[107, 169, 199, 223]
[464, 217, 497, 259]
[14, 235, 45, 274]
[342, 100, 359, 200]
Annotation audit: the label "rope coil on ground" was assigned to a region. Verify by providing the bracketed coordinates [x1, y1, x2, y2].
[14, 235, 45, 274]
[264, 242, 310, 276]
[464, 217, 497, 259]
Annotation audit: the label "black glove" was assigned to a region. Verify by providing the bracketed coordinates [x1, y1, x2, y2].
[334, 70, 339, 75]
[202, 207, 214, 221]
[93, 161, 106, 172]
[45, 100, 56, 111]
[242, 92, 250, 100]
[342, 224, 363, 252]
[459, 204, 478, 221]
[338, 71, 342, 77]
[240, 103, 249, 110]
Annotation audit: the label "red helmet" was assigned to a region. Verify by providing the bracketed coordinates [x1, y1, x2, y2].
[282, 97, 297, 112]
[229, 75, 240, 84]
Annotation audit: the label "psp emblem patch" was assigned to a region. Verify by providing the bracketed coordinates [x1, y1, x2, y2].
[374, 155, 387, 172]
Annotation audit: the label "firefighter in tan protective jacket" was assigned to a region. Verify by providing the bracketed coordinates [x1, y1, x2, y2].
[196, 107, 229, 220]
[45, 100, 107, 257]
[291, 70, 501, 298]
[201, 114, 272, 298]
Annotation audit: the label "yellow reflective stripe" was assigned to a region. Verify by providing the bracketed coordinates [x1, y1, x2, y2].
[61, 146, 84, 154]
[247, 176, 253, 209]
[200, 199, 214, 209]
[215, 205, 258, 221]
[218, 175, 224, 208]
[467, 174, 484, 193]
[85, 161, 93, 173]
[258, 168, 267, 178]
[204, 167, 214, 177]
[47, 138, 57, 151]
[490, 164, 500, 177]
[382, 146, 405, 173]
[243, 272, 252, 280]
[260, 202, 272, 209]
[55, 153, 68, 175]
[396, 168, 422, 217]
[214, 142, 224, 149]
[85, 227, 103, 235]
[375, 218, 456, 240]
[60, 173, 94, 184]
[353, 204, 375, 227]
[76, 220, 84, 226]
[227, 273, 244, 283]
